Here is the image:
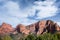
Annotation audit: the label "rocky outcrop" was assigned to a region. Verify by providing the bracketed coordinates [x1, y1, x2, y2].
[26, 20, 47, 34]
[0, 20, 60, 35]
[16, 20, 60, 35]
[55, 23, 60, 31]
[34, 20, 60, 34]
[0, 23, 14, 35]
[16, 24, 30, 35]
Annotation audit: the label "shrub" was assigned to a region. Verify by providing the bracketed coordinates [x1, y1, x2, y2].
[1, 35, 12, 40]
[25, 34, 36, 40]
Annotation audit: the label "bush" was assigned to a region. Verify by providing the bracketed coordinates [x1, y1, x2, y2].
[52, 33, 60, 40]
[25, 34, 36, 40]
[0, 32, 60, 40]
[21, 33, 60, 40]
[10, 33, 25, 40]
[1, 35, 12, 40]
[36, 33, 53, 40]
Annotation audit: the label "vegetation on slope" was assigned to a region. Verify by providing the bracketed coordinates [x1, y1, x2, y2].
[0, 32, 60, 40]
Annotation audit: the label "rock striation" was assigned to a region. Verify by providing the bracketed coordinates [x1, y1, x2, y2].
[16, 20, 60, 35]
[16, 24, 30, 35]
[0, 20, 60, 35]
[0, 23, 14, 35]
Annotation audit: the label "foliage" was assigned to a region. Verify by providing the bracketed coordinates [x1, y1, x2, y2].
[0, 35, 12, 40]
[0, 32, 60, 40]
[24, 33, 60, 40]
[25, 34, 36, 40]
[10, 33, 25, 40]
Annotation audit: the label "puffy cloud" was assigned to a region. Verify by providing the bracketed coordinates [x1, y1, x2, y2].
[29, 0, 58, 19]
[2, 1, 36, 18]
[0, 0, 59, 27]
[0, 0, 37, 27]
[0, 14, 20, 27]
[4, 1, 27, 18]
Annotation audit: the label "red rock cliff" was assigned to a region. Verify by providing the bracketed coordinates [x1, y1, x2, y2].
[16, 20, 60, 35]
[0, 20, 60, 35]
[0, 23, 14, 35]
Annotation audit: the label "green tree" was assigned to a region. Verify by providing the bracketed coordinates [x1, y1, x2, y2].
[1, 35, 12, 40]
[36, 35, 42, 40]
[25, 34, 36, 40]
[55, 33, 60, 40]
[36, 33, 53, 40]
[52, 34, 58, 40]
[10, 33, 25, 40]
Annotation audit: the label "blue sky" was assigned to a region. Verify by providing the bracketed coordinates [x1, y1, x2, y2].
[0, 0, 60, 27]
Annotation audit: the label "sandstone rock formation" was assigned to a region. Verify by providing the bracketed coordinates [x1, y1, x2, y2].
[0, 20, 60, 35]
[0, 23, 14, 35]
[16, 24, 30, 35]
[16, 20, 60, 35]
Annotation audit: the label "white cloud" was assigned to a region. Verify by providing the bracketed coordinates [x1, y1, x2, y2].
[0, 1, 36, 27]
[19, 18, 37, 25]
[31, 0, 58, 19]
[0, 0, 58, 27]
[55, 22, 60, 26]
[3, 1, 35, 18]
[4, 1, 28, 18]
[0, 15, 20, 27]
[0, 14, 37, 27]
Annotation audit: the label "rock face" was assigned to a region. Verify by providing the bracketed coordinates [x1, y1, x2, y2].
[0, 20, 60, 35]
[16, 20, 60, 35]
[16, 24, 30, 35]
[0, 23, 14, 35]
